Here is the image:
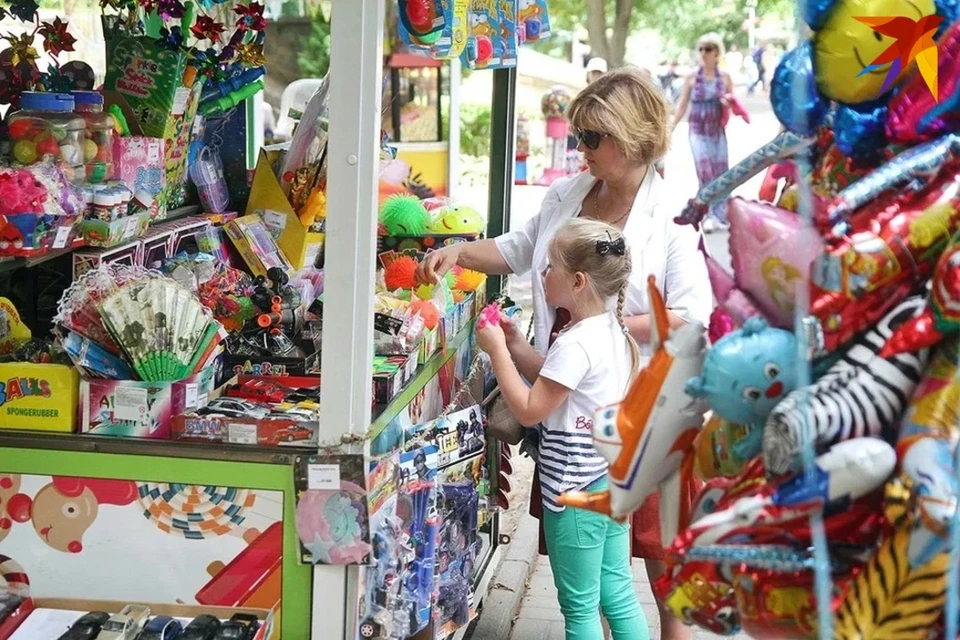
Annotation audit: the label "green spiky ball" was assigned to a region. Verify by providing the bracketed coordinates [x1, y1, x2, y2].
[379, 194, 429, 236]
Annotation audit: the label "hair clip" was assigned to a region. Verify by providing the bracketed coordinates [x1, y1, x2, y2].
[596, 236, 626, 256]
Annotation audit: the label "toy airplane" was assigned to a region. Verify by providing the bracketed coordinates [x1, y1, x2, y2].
[559, 276, 708, 543]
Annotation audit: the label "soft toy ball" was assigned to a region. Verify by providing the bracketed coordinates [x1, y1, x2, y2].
[455, 268, 486, 292]
[379, 193, 429, 236]
[410, 299, 440, 330]
[384, 256, 418, 291]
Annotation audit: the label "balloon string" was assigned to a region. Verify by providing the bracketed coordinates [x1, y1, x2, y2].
[785, 5, 834, 636]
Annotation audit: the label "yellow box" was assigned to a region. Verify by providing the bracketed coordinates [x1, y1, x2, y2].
[224, 214, 293, 278]
[0, 363, 79, 432]
[246, 150, 325, 271]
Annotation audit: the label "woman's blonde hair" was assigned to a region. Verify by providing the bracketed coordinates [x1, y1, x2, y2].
[548, 218, 641, 381]
[567, 67, 669, 164]
[698, 32, 725, 57]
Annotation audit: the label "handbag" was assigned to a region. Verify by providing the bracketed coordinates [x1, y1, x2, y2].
[721, 93, 751, 127]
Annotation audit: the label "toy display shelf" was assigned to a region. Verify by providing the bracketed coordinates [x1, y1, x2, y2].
[369, 317, 476, 443]
[0, 204, 202, 274]
[0, 432, 312, 638]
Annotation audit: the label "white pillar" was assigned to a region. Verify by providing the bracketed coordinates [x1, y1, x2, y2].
[313, 0, 384, 638]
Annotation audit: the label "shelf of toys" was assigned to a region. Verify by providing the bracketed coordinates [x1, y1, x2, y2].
[0, 0, 546, 637]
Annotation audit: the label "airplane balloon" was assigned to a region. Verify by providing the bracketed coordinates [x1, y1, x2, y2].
[559, 276, 708, 543]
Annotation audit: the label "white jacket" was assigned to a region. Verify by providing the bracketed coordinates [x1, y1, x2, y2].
[495, 169, 711, 359]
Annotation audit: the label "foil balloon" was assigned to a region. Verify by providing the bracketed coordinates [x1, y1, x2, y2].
[704, 255, 767, 325]
[808, 160, 960, 354]
[882, 238, 960, 356]
[727, 197, 823, 327]
[675, 131, 817, 229]
[692, 415, 756, 480]
[832, 101, 890, 159]
[559, 276, 708, 536]
[686, 316, 798, 458]
[764, 296, 930, 477]
[770, 42, 830, 136]
[824, 134, 960, 232]
[656, 561, 740, 635]
[731, 566, 817, 638]
[708, 306, 736, 343]
[887, 20, 960, 143]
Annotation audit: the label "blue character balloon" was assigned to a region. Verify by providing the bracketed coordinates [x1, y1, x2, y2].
[686, 316, 798, 460]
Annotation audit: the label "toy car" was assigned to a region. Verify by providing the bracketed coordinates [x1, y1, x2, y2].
[57, 611, 111, 640]
[180, 615, 220, 640]
[96, 605, 150, 639]
[211, 614, 260, 640]
[136, 616, 183, 640]
[226, 379, 288, 404]
[197, 397, 270, 420]
[272, 423, 314, 442]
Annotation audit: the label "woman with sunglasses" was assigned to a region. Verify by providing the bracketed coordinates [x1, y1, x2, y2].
[416, 67, 710, 640]
[671, 32, 735, 233]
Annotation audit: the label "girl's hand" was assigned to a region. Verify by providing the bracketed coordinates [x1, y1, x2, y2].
[475, 321, 507, 354]
[500, 312, 523, 347]
[415, 245, 462, 284]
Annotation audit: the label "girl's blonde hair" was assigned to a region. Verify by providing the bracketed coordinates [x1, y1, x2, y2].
[548, 218, 641, 381]
[567, 67, 669, 164]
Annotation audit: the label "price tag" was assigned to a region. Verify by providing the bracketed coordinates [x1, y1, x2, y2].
[172, 87, 190, 116]
[184, 384, 198, 410]
[52, 226, 72, 249]
[262, 209, 287, 234]
[114, 386, 148, 421]
[197, 392, 208, 408]
[122, 216, 140, 240]
[147, 143, 161, 164]
[307, 464, 341, 490]
[228, 423, 258, 445]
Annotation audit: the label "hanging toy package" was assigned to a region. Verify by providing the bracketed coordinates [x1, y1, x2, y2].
[518, 0, 551, 44]
[190, 146, 231, 214]
[397, 0, 468, 60]
[460, 0, 502, 70]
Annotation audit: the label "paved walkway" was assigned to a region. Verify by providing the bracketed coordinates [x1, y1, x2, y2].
[511, 556, 746, 640]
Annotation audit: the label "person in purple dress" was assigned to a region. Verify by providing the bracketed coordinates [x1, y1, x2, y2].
[671, 33, 734, 232]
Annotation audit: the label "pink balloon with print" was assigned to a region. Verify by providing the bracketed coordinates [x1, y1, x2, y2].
[727, 197, 823, 328]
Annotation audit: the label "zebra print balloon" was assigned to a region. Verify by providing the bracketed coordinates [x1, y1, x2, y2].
[763, 296, 929, 477]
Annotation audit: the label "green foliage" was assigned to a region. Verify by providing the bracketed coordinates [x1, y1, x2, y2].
[459, 102, 492, 158]
[298, 8, 331, 79]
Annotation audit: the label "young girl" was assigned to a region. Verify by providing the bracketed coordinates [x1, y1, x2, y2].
[475, 218, 647, 640]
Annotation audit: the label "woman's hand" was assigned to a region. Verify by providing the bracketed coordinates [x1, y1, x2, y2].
[415, 245, 462, 284]
[476, 321, 507, 355]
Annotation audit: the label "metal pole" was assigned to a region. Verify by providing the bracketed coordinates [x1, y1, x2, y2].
[485, 66, 517, 295]
[314, 0, 384, 638]
[447, 59, 462, 200]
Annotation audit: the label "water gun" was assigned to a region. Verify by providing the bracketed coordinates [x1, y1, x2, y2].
[199, 80, 264, 117]
[201, 67, 266, 103]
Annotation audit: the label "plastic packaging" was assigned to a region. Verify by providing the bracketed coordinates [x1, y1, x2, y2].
[72, 91, 116, 183]
[7, 92, 85, 183]
[190, 146, 230, 213]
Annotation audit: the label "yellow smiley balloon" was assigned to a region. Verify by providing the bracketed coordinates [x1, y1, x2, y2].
[814, 0, 936, 104]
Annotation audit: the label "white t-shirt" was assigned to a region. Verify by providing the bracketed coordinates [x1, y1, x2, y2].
[537, 312, 633, 512]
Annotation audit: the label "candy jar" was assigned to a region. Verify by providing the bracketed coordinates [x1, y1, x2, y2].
[7, 92, 85, 184]
[72, 91, 115, 183]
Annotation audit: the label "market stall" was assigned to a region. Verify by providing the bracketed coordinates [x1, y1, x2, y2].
[0, 0, 542, 638]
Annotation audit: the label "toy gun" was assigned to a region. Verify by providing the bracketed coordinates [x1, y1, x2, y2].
[199, 80, 264, 117]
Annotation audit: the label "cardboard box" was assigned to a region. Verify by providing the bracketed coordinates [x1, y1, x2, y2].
[222, 350, 320, 380]
[0, 363, 79, 432]
[112, 136, 167, 220]
[72, 240, 140, 280]
[173, 414, 319, 447]
[5, 598, 275, 640]
[79, 211, 151, 248]
[372, 353, 418, 405]
[224, 214, 293, 278]
[79, 368, 216, 438]
[246, 151, 325, 270]
[378, 233, 480, 254]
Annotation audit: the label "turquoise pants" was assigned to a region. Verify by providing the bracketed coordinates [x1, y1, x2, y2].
[541, 477, 649, 640]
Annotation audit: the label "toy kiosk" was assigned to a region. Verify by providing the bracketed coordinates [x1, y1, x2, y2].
[0, 0, 522, 638]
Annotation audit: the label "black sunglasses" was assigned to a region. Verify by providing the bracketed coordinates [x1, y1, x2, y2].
[575, 129, 608, 150]
[699, 46, 717, 52]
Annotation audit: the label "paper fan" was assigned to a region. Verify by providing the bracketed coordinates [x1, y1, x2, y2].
[98, 277, 220, 381]
[54, 263, 142, 354]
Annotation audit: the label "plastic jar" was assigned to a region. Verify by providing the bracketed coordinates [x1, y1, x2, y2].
[7, 92, 85, 183]
[72, 91, 115, 183]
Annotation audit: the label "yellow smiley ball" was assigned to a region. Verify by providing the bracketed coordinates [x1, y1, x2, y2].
[813, 0, 936, 104]
[82, 139, 99, 162]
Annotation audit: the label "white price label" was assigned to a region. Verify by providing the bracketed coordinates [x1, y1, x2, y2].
[114, 386, 148, 421]
[52, 226, 71, 249]
[228, 423, 258, 445]
[184, 383, 198, 410]
[262, 209, 287, 234]
[197, 392, 208, 408]
[122, 216, 140, 240]
[172, 87, 190, 116]
[307, 464, 341, 491]
[147, 144, 161, 164]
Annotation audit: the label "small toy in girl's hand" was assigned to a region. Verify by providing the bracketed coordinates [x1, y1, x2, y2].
[476, 302, 502, 330]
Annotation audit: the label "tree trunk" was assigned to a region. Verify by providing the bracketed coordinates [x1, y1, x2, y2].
[609, 0, 633, 67]
[585, 0, 610, 63]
